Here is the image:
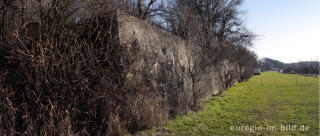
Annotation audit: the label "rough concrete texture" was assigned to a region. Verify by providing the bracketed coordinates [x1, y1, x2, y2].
[116, 11, 240, 128]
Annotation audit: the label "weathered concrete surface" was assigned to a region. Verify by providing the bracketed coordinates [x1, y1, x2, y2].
[117, 11, 191, 127]
[116, 10, 240, 129]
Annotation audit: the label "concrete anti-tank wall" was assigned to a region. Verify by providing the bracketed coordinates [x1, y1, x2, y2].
[116, 11, 240, 129]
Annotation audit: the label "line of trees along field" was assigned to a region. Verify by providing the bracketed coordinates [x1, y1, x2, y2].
[283, 61, 319, 75]
[0, 0, 258, 135]
[259, 58, 319, 75]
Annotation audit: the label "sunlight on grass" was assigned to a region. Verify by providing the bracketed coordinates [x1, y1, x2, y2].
[138, 72, 319, 136]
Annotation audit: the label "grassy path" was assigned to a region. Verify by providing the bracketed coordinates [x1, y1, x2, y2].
[139, 72, 319, 136]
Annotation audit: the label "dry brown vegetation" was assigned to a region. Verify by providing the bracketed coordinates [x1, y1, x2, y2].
[0, 0, 258, 135]
[0, 1, 137, 135]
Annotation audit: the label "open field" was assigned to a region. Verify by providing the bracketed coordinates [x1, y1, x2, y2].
[139, 72, 319, 136]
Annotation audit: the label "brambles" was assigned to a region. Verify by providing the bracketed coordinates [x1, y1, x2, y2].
[0, 0, 258, 135]
[0, 1, 131, 134]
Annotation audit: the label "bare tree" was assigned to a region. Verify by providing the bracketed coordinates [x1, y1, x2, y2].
[0, 0, 259, 135]
[153, 0, 257, 103]
[118, 0, 158, 20]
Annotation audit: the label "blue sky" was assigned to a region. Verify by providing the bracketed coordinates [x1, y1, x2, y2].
[240, 0, 320, 63]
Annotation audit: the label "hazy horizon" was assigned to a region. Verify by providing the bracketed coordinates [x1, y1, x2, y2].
[241, 0, 320, 63]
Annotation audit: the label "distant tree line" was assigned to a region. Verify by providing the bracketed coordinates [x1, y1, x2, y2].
[260, 58, 285, 71]
[283, 61, 319, 75]
[259, 58, 319, 75]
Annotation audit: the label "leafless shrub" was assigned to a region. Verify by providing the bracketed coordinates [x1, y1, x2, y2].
[0, 0, 141, 135]
[0, 0, 259, 135]
[155, 0, 257, 101]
